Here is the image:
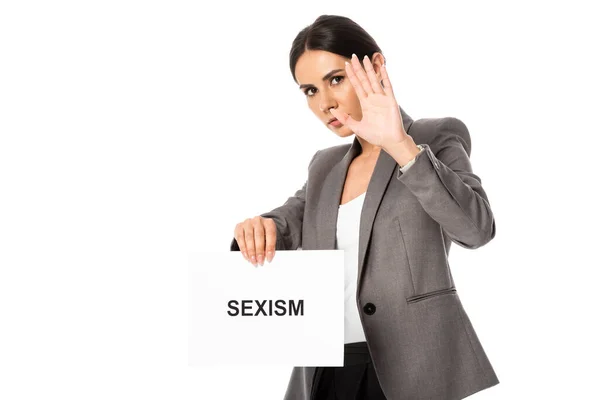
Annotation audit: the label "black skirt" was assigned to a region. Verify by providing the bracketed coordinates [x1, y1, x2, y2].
[310, 341, 387, 400]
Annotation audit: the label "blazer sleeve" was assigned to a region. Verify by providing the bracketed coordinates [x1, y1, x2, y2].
[396, 117, 496, 249]
[230, 150, 320, 252]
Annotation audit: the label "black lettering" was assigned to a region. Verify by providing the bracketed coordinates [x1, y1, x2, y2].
[227, 300, 239, 316]
[289, 299, 304, 316]
[242, 300, 253, 316]
[275, 299, 287, 316]
[227, 299, 305, 316]
[255, 300, 267, 316]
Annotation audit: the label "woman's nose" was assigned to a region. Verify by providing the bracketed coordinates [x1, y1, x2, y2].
[319, 98, 336, 112]
[318, 88, 337, 112]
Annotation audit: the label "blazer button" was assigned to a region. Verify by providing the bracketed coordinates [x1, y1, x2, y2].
[363, 303, 376, 315]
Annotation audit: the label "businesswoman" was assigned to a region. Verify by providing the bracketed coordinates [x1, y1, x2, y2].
[231, 15, 499, 400]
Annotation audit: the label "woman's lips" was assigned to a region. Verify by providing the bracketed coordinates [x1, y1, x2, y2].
[329, 119, 342, 127]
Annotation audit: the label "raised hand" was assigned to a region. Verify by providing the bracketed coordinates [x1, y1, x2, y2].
[330, 54, 410, 150]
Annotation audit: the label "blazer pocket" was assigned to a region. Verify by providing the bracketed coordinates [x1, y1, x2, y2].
[406, 287, 457, 305]
[393, 216, 415, 294]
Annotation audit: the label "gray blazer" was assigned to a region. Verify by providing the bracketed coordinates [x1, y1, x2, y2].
[230, 107, 500, 400]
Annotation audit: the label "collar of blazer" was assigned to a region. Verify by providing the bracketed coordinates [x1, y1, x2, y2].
[316, 106, 415, 285]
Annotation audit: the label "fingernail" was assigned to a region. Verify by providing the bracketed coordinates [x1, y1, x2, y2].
[251, 255, 256, 266]
[242, 251, 248, 260]
[352, 53, 356, 59]
[266, 251, 273, 263]
[257, 255, 264, 266]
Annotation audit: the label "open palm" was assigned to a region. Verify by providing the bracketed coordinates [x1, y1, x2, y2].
[330, 54, 409, 149]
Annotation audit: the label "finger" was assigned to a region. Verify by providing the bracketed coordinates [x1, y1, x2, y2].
[253, 218, 266, 266]
[330, 108, 360, 133]
[244, 222, 258, 266]
[363, 55, 384, 95]
[344, 60, 368, 100]
[380, 63, 395, 97]
[264, 219, 277, 263]
[350, 53, 374, 95]
[234, 224, 249, 261]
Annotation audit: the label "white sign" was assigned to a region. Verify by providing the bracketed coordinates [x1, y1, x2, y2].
[188, 250, 345, 366]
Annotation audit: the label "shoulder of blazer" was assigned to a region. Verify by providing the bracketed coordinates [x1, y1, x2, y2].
[410, 116, 472, 157]
[307, 143, 350, 173]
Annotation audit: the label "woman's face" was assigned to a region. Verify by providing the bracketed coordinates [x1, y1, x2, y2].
[294, 49, 384, 138]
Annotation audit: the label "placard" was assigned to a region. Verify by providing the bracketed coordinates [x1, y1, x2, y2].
[188, 250, 345, 366]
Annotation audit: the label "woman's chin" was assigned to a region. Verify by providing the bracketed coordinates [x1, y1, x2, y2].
[329, 124, 353, 137]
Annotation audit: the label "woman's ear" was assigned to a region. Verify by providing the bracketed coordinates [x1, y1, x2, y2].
[371, 52, 386, 82]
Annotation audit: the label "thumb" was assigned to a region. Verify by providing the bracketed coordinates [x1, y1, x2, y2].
[330, 108, 359, 131]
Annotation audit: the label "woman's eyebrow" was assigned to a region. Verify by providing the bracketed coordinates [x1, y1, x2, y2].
[298, 69, 345, 89]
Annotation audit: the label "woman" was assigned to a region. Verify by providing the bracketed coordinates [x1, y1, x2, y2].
[231, 15, 499, 400]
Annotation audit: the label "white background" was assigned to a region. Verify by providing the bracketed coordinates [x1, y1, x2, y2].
[1, 0, 599, 399]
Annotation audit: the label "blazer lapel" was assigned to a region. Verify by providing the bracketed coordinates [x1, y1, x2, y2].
[316, 106, 415, 286]
[316, 137, 362, 250]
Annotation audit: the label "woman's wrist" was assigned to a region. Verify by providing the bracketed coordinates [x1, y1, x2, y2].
[384, 136, 422, 167]
[399, 144, 424, 170]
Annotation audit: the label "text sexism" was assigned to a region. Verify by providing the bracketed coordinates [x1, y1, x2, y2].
[227, 299, 305, 316]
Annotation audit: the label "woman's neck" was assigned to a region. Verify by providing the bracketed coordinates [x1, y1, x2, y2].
[357, 136, 382, 160]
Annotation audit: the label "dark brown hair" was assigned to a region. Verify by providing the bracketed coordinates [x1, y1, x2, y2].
[289, 15, 383, 83]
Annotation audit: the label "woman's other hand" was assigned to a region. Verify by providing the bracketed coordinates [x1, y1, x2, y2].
[330, 54, 409, 150]
[234, 217, 277, 267]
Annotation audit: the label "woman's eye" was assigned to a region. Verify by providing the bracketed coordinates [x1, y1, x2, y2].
[304, 76, 343, 97]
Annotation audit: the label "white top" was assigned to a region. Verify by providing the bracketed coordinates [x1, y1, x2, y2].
[335, 191, 367, 344]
